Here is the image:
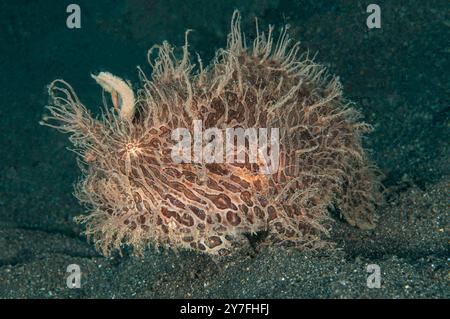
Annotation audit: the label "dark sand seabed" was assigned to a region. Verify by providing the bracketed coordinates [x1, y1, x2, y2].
[0, 0, 448, 298]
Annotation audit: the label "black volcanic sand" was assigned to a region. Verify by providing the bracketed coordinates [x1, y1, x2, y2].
[0, 0, 448, 298]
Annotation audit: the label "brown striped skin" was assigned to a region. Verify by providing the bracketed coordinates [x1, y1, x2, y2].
[41, 11, 383, 256]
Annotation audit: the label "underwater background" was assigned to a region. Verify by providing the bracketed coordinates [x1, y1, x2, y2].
[0, 0, 448, 298]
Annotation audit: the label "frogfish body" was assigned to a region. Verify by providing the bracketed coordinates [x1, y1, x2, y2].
[41, 11, 382, 256]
